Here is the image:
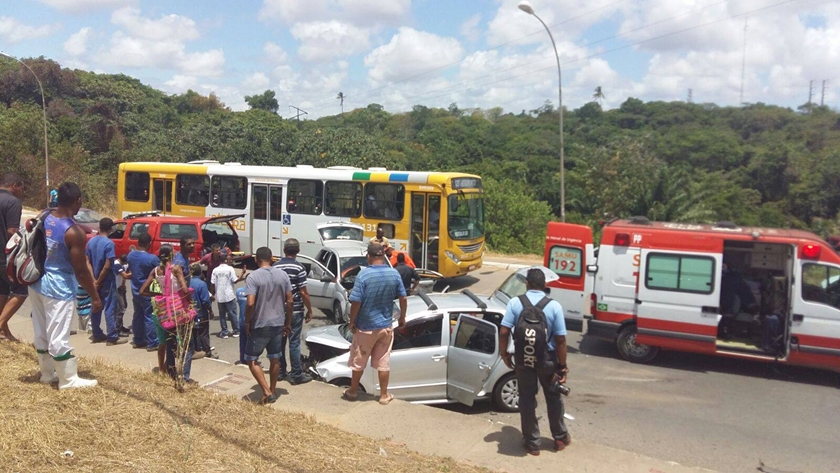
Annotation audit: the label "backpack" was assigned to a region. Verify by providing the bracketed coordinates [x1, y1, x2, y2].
[513, 295, 552, 370]
[5, 212, 48, 286]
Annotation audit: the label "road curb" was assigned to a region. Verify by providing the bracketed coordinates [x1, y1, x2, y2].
[482, 260, 534, 271]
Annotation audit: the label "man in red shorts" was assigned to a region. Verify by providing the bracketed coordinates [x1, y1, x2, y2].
[343, 243, 407, 405]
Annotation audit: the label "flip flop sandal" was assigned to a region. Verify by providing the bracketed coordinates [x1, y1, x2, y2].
[342, 389, 358, 401]
[260, 394, 277, 405]
[378, 393, 395, 405]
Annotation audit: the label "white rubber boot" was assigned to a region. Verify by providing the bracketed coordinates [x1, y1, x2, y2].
[37, 352, 57, 384]
[56, 356, 98, 390]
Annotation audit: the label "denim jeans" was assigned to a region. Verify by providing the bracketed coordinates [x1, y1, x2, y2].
[280, 311, 304, 378]
[131, 294, 158, 347]
[515, 357, 569, 448]
[162, 329, 194, 381]
[217, 300, 239, 334]
[239, 311, 248, 363]
[90, 284, 118, 341]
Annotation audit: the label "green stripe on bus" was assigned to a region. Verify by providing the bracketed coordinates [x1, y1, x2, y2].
[352, 172, 371, 180]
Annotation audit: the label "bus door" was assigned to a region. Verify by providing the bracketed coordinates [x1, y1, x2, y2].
[410, 193, 441, 271]
[251, 184, 285, 255]
[152, 179, 173, 214]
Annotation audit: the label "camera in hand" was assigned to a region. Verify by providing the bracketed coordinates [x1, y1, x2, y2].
[548, 379, 570, 396]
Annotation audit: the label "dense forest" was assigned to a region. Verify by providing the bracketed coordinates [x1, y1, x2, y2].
[2, 58, 840, 254]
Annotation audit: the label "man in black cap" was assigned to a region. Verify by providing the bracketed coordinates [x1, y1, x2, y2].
[272, 238, 313, 384]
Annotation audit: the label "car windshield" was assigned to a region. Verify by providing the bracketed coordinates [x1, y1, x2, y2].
[339, 255, 369, 276]
[448, 192, 485, 240]
[320, 226, 364, 242]
[74, 208, 104, 224]
[496, 272, 527, 300]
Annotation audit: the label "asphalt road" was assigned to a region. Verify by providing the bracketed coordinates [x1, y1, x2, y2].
[12, 265, 840, 472]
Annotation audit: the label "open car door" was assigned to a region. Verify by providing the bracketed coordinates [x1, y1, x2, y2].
[297, 254, 337, 311]
[447, 315, 499, 406]
[415, 268, 443, 294]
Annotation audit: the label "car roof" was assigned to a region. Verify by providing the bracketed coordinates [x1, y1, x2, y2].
[405, 292, 506, 316]
[323, 240, 368, 252]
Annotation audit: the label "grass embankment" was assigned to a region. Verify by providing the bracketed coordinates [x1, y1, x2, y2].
[0, 342, 486, 473]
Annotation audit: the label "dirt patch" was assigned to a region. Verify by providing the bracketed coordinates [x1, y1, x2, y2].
[0, 342, 488, 473]
[484, 251, 542, 265]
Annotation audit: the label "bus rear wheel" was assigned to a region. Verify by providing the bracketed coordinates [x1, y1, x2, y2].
[616, 325, 659, 363]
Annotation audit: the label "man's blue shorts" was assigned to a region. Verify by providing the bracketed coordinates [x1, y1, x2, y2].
[245, 325, 284, 361]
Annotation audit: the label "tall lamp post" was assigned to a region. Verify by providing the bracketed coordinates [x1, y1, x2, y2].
[518, 1, 565, 222]
[0, 52, 50, 203]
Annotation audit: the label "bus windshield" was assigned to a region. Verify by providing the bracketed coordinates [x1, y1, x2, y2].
[448, 193, 484, 240]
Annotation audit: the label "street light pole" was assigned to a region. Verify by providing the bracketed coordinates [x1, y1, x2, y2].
[0, 52, 50, 203]
[518, 1, 565, 222]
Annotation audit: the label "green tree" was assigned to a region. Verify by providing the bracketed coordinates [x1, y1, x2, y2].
[245, 90, 279, 114]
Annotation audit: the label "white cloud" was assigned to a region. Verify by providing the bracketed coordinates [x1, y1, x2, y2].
[259, 0, 410, 28]
[460, 14, 482, 43]
[487, 0, 620, 47]
[365, 28, 465, 84]
[38, 0, 136, 14]
[64, 27, 92, 55]
[291, 21, 370, 62]
[96, 8, 224, 77]
[242, 72, 270, 91]
[263, 42, 288, 64]
[0, 16, 60, 44]
[111, 7, 199, 41]
[164, 74, 198, 90]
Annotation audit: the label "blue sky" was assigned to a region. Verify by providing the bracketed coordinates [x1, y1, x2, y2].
[2, 0, 839, 118]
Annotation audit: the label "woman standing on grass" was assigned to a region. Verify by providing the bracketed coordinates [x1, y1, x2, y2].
[140, 244, 190, 379]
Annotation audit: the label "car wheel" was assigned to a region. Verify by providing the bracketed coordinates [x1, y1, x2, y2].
[616, 325, 659, 363]
[329, 377, 365, 393]
[492, 372, 519, 413]
[333, 300, 346, 324]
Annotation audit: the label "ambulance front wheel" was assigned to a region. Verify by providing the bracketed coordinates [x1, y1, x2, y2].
[616, 326, 659, 363]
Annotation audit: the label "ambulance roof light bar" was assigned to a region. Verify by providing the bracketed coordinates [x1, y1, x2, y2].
[801, 244, 821, 259]
[615, 233, 630, 246]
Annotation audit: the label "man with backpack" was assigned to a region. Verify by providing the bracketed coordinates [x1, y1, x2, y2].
[30, 182, 102, 389]
[499, 268, 570, 456]
[0, 172, 27, 342]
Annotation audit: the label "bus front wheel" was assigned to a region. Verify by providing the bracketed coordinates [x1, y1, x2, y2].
[616, 325, 659, 363]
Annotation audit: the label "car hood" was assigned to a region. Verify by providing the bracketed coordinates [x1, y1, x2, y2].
[305, 323, 351, 350]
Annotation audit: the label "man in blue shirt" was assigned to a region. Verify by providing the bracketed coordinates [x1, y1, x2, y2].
[173, 236, 194, 287]
[86, 218, 125, 345]
[343, 243, 406, 405]
[127, 233, 160, 350]
[500, 268, 570, 455]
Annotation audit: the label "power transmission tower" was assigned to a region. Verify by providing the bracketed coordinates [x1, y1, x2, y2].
[821, 80, 828, 106]
[687, 88, 693, 104]
[739, 16, 748, 105]
[808, 80, 814, 113]
[289, 105, 308, 124]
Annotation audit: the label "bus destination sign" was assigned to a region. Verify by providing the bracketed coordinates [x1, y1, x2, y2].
[451, 178, 482, 190]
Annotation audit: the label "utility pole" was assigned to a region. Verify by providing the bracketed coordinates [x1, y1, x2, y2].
[687, 88, 693, 104]
[289, 105, 308, 125]
[739, 16, 747, 105]
[821, 80, 828, 107]
[808, 80, 814, 113]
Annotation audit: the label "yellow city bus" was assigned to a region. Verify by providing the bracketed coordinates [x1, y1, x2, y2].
[117, 161, 485, 277]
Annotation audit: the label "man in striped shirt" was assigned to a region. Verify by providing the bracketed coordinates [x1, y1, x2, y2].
[272, 238, 313, 385]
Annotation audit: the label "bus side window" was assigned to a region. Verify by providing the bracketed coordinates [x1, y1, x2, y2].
[364, 183, 404, 220]
[287, 179, 324, 215]
[211, 175, 247, 209]
[176, 174, 210, 206]
[324, 181, 362, 218]
[125, 172, 150, 202]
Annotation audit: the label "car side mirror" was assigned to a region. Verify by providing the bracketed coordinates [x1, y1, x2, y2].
[320, 275, 333, 283]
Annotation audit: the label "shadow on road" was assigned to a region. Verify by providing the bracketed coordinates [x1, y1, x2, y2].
[578, 334, 840, 388]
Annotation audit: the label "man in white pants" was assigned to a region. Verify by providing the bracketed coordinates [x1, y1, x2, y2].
[30, 182, 102, 389]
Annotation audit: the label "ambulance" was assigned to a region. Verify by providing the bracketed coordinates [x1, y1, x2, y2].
[543, 217, 840, 372]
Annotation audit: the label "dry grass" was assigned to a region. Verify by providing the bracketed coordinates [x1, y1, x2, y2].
[0, 342, 488, 473]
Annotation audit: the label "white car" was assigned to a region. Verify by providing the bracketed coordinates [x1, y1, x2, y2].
[304, 266, 560, 412]
[298, 240, 438, 323]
